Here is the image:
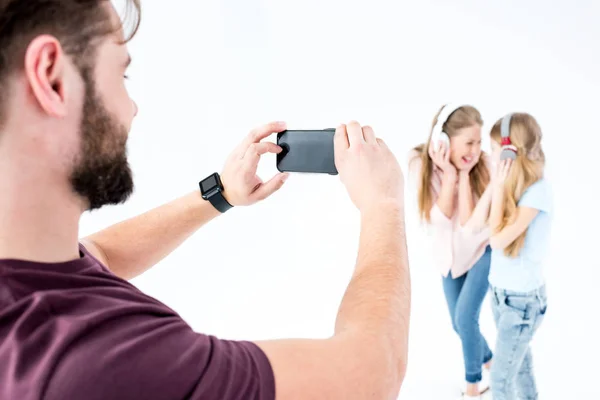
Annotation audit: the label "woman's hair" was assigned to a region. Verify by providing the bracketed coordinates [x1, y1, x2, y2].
[490, 113, 545, 257]
[412, 104, 489, 222]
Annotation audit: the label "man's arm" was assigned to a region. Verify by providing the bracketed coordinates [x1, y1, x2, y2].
[81, 191, 219, 280]
[255, 122, 410, 400]
[82, 122, 290, 280]
[256, 203, 408, 400]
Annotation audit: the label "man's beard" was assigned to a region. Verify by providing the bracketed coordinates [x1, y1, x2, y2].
[70, 71, 134, 211]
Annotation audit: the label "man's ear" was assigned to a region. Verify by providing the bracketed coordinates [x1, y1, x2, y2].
[24, 35, 69, 118]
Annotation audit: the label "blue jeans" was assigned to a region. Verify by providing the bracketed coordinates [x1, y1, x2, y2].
[490, 285, 547, 400]
[442, 246, 493, 384]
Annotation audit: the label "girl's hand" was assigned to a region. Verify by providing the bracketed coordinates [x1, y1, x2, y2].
[429, 141, 457, 178]
[493, 159, 512, 188]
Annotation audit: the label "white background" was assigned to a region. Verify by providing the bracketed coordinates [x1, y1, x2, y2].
[84, 1, 600, 398]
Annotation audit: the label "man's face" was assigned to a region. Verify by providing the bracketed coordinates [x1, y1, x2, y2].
[69, 11, 138, 211]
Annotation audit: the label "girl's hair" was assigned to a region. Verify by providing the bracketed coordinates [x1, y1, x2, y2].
[412, 105, 489, 222]
[490, 113, 545, 257]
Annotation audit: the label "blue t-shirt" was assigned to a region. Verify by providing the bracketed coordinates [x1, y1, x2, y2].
[489, 178, 552, 292]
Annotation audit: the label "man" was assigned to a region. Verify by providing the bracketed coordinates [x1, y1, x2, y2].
[0, 1, 411, 399]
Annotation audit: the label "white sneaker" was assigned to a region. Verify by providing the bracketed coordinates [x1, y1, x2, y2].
[457, 394, 480, 400]
[462, 368, 490, 395]
[479, 367, 490, 393]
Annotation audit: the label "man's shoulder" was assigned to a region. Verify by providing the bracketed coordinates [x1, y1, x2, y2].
[42, 323, 275, 400]
[0, 259, 275, 400]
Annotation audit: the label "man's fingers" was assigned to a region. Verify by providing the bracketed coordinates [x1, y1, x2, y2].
[334, 124, 349, 150]
[362, 125, 376, 143]
[346, 121, 365, 146]
[376, 138, 391, 153]
[251, 173, 289, 201]
[242, 142, 282, 171]
[241, 121, 287, 149]
[244, 142, 282, 158]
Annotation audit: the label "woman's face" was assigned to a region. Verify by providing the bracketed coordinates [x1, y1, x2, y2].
[449, 124, 482, 170]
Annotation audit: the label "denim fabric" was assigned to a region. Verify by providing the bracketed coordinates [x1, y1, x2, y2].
[490, 285, 547, 400]
[442, 246, 493, 384]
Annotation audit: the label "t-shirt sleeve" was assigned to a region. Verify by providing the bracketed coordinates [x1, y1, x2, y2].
[43, 298, 275, 400]
[518, 179, 552, 213]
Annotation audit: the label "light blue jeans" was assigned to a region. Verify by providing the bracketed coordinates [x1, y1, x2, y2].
[442, 246, 493, 383]
[490, 285, 547, 400]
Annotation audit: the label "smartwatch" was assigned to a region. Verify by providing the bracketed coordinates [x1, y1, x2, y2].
[199, 173, 233, 213]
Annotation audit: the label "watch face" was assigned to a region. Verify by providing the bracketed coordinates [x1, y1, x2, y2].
[200, 174, 219, 195]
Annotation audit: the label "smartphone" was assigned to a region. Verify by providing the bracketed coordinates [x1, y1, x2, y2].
[276, 129, 338, 175]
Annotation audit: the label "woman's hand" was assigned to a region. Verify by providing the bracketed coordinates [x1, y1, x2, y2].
[428, 141, 457, 179]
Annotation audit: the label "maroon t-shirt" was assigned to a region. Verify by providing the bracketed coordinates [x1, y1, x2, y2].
[0, 244, 275, 400]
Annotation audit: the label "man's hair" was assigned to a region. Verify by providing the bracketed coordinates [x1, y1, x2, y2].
[0, 0, 141, 125]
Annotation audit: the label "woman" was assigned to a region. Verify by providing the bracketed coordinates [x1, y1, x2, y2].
[408, 104, 493, 400]
[486, 113, 551, 400]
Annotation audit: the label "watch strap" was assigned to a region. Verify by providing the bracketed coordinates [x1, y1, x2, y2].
[207, 190, 233, 213]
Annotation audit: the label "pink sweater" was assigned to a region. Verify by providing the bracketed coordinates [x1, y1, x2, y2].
[408, 151, 491, 279]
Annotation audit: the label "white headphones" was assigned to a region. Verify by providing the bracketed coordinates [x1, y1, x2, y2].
[430, 103, 465, 148]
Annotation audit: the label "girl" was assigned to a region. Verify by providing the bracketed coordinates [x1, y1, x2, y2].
[486, 113, 551, 400]
[408, 104, 493, 399]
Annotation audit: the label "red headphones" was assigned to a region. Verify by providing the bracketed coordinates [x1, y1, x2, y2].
[500, 115, 518, 161]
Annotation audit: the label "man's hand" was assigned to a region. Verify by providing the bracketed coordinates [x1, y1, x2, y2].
[221, 122, 290, 206]
[256, 121, 409, 400]
[334, 121, 403, 211]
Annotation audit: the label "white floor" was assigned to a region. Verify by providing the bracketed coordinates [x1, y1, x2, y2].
[124, 183, 599, 400]
[124, 174, 599, 400]
[397, 220, 598, 399]
[112, 2, 599, 397]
